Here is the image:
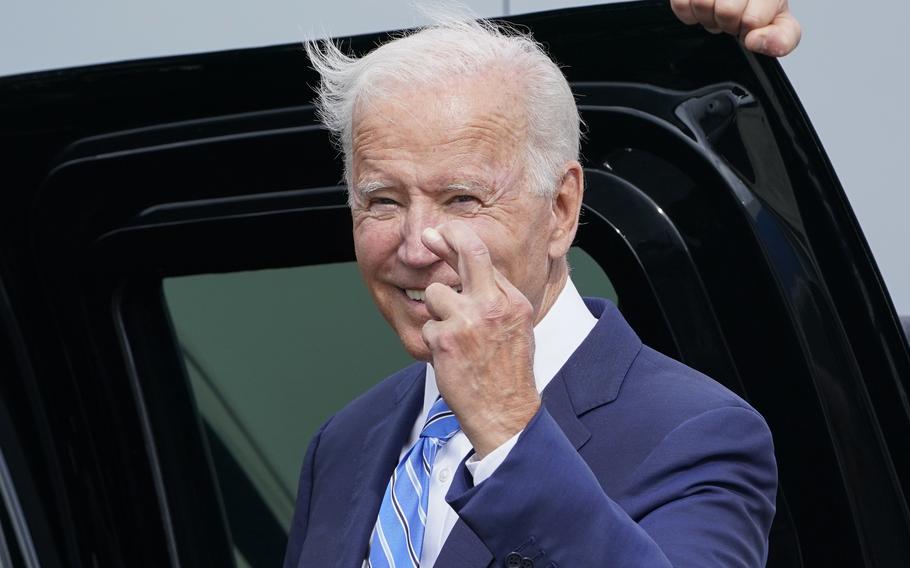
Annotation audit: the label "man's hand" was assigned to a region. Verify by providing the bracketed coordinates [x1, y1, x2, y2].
[420, 222, 540, 460]
[670, 0, 802, 57]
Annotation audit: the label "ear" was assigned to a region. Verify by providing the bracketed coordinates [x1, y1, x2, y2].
[548, 160, 584, 260]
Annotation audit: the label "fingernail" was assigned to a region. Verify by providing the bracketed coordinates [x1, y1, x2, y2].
[423, 227, 442, 242]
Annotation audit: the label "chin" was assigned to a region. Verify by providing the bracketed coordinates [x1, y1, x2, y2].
[399, 332, 432, 362]
[386, 316, 431, 361]
[381, 304, 433, 362]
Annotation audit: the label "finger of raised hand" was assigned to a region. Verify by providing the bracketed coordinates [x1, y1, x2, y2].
[690, 0, 722, 33]
[743, 11, 801, 57]
[422, 222, 496, 296]
[714, 0, 749, 35]
[670, 0, 699, 25]
[421, 318, 467, 357]
[424, 281, 463, 321]
[421, 319, 442, 354]
[740, 0, 780, 35]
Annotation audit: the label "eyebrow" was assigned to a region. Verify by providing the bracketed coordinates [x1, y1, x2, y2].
[353, 180, 494, 197]
[444, 182, 492, 196]
[354, 180, 392, 196]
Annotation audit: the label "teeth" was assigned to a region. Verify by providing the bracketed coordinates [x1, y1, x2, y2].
[405, 289, 426, 302]
[404, 285, 462, 302]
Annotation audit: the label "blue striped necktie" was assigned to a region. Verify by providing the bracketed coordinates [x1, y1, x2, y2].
[368, 396, 461, 567]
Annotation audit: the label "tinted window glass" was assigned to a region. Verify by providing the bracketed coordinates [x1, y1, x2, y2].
[162, 246, 615, 564]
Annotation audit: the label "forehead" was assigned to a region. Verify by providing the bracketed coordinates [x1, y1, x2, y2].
[351, 71, 528, 178]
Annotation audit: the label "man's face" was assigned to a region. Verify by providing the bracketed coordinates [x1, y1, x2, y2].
[350, 72, 562, 361]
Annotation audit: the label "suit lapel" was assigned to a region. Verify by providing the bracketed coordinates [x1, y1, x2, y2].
[558, 298, 642, 415]
[541, 372, 591, 449]
[337, 364, 426, 568]
[537, 298, 643, 450]
[432, 519, 494, 568]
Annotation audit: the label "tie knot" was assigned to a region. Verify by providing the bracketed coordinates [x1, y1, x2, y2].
[420, 397, 460, 442]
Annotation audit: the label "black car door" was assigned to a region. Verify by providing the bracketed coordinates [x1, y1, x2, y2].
[1, 1, 909, 566]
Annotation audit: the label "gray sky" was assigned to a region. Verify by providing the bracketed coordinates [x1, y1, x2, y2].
[3, 0, 907, 315]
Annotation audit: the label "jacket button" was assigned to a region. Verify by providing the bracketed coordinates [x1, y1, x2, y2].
[520, 558, 534, 568]
[505, 552, 523, 567]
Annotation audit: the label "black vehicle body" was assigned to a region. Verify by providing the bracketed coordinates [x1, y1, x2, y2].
[1, 1, 909, 566]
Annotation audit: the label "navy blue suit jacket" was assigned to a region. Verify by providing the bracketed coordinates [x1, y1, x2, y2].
[284, 298, 777, 567]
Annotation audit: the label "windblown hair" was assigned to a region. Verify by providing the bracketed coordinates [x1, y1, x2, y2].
[304, 9, 582, 199]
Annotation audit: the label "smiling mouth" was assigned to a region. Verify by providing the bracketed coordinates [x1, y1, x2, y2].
[403, 286, 462, 302]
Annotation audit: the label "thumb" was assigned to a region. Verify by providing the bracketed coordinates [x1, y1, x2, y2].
[743, 12, 802, 57]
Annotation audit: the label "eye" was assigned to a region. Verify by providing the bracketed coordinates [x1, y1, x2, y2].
[448, 194, 480, 206]
[369, 196, 400, 208]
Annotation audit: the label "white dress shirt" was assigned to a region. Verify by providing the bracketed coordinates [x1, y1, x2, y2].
[366, 277, 596, 567]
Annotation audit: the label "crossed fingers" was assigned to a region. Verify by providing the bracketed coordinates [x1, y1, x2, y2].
[423, 223, 497, 299]
[417, 221, 529, 348]
[416, 222, 538, 454]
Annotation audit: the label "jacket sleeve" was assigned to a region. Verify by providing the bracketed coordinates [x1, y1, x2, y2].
[445, 405, 777, 567]
[283, 418, 333, 568]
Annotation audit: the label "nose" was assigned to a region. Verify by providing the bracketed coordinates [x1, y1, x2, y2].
[397, 202, 442, 268]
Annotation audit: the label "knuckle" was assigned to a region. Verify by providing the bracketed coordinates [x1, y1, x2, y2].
[669, 0, 695, 22]
[435, 329, 458, 352]
[740, 11, 764, 30]
[465, 243, 489, 259]
[669, 0, 688, 11]
[457, 311, 478, 329]
[713, 0, 741, 21]
[483, 295, 509, 320]
[518, 297, 534, 316]
[421, 327, 436, 349]
[514, 298, 534, 322]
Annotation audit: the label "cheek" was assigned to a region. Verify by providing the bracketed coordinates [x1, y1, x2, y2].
[467, 222, 525, 273]
[353, 220, 400, 272]
[480, 218, 551, 283]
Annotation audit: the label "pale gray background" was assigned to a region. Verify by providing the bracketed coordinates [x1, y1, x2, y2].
[3, 0, 907, 315]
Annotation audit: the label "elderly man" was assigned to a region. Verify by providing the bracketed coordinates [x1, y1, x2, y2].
[285, 2, 801, 567]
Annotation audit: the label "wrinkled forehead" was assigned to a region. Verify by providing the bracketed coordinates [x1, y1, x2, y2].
[351, 69, 530, 157]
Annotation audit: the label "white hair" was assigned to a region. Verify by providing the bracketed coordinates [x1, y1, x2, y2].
[304, 9, 582, 201]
